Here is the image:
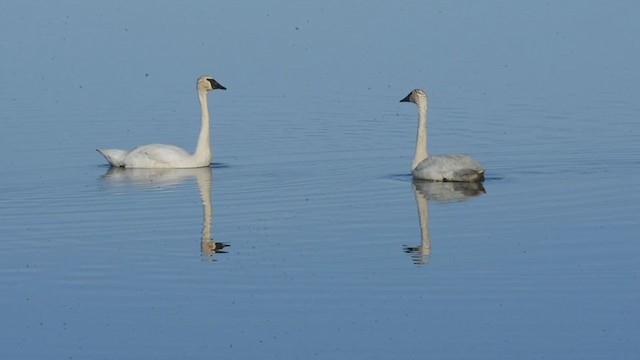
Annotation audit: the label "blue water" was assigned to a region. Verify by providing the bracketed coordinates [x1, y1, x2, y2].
[1, 2, 639, 359]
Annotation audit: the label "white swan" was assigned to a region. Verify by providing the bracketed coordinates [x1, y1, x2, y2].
[400, 89, 485, 182]
[97, 75, 226, 168]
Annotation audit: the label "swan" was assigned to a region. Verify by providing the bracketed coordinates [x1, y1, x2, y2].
[400, 89, 485, 182]
[97, 75, 226, 168]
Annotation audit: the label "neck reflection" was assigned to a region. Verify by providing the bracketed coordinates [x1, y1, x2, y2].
[405, 180, 485, 265]
[101, 167, 228, 262]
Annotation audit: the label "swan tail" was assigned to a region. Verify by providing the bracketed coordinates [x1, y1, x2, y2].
[97, 148, 128, 167]
[451, 168, 485, 182]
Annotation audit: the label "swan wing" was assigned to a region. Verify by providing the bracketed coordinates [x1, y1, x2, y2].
[123, 144, 192, 168]
[413, 154, 484, 182]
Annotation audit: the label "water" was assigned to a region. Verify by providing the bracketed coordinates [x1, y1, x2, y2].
[1, 1, 640, 359]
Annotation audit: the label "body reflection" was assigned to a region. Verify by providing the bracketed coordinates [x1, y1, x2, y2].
[404, 180, 485, 265]
[101, 167, 228, 261]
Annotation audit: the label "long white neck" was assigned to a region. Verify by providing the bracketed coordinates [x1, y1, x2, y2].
[412, 98, 428, 170]
[193, 89, 211, 165]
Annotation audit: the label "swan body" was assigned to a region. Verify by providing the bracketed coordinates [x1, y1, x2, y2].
[97, 75, 226, 168]
[400, 89, 485, 182]
[98, 144, 196, 168]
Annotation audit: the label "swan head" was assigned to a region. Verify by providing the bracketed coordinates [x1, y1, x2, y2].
[400, 89, 427, 105]
[197, 75, 226, 92]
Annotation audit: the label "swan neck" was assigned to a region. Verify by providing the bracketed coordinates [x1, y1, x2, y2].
[194, 90, 211, 164]
[412, 100, 428, 170]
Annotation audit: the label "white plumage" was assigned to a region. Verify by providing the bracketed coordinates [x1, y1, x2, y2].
[97, 75, 226, 168]
[400, 89, 485, 182]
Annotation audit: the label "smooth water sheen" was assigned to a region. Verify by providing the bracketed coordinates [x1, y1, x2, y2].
[1, 2, 640, 359]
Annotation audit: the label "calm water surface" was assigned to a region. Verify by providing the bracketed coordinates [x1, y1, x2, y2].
[1, 2, 639, 359]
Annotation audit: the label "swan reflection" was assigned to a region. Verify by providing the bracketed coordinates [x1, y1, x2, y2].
[405, 180, 485, 265]
[101, 167, 228, 261]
